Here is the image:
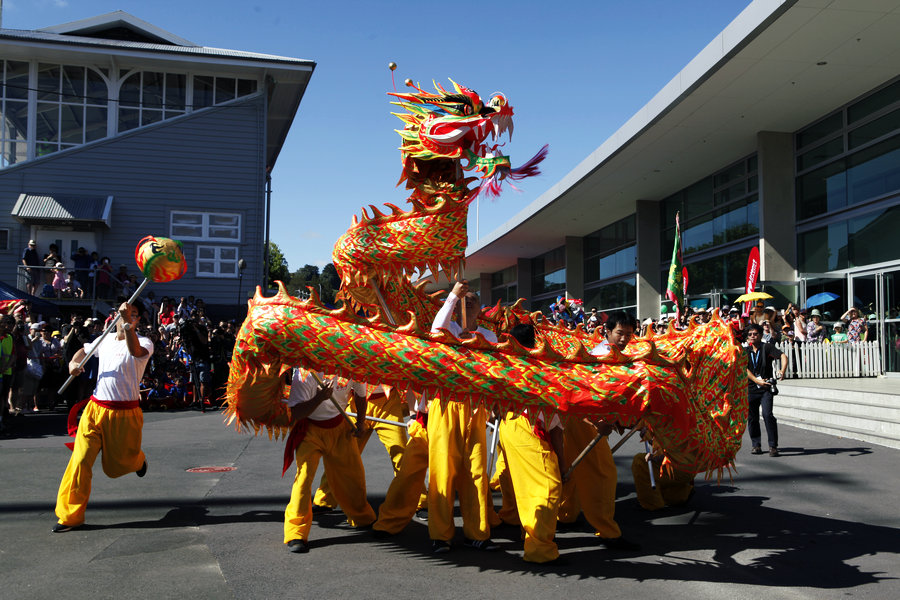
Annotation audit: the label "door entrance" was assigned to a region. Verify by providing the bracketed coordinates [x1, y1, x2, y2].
[849, 265, 900, 375]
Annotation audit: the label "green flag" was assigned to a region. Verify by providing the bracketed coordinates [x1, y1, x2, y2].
[665, 211, 684, 321]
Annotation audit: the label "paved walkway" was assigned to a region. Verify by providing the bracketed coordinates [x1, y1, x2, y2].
[1, 406, 898, 600]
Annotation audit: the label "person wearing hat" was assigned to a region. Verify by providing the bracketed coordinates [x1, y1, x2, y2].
[51, 263, 67, 297]
[806, 309, 825, 343]
[831, 322, 849, 344]
[839, 307, 867, 343]
[744, 323, 787, 457]
[21, 239, 41, 295]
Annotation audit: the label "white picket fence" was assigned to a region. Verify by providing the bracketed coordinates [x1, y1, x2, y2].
[774, 341, 882, 378]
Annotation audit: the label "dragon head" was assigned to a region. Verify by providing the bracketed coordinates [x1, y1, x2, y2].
[390, 80, 546, 200]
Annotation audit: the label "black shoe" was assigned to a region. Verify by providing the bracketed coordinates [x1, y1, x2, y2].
[415, 509, 428, 522]
[51, 522, 77, 533]
[287, 539, 309, 553]
[750, 446, 763, 455]
[431, 540, 451, 554]
[598, 536, 641, 551]
[136, 459, 148, 477]
[311, 504, 334, 514]
[464, 538, 499, 551]
[769, 447, 779, 457]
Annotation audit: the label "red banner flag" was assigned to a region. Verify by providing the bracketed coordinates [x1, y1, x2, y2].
[744, 246, 761, 316]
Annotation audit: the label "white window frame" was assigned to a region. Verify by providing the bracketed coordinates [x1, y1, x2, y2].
[170, 210, 241, 242]
[196, 245, 239, 279]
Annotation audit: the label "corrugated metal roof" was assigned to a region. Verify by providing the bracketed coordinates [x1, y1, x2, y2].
[11, 194, 113, 227]
[0, 28, 314, 68]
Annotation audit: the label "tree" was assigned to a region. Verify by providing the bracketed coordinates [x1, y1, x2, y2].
[268, 242, 290, 287]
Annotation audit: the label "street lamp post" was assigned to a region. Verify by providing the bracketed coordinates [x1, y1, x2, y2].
[237, 258, 247, 306]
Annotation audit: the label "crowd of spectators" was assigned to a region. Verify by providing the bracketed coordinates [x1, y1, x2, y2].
[20, 239, 140, 301]
[0, 294, 237, 433]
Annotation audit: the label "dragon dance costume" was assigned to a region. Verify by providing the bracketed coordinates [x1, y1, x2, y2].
[221, 77, 748, 555]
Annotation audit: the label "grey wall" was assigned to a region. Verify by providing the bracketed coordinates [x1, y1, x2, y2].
[0, 94, 267, 307]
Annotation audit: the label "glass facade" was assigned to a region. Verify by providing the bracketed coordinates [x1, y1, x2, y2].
[796, 77, 900, 222]
[584, 277, 636, 315]
[1, 60, 29, 167]
[584, 215, 636, 284]
[799, 204, 900, 273]
[0, 60, 261, 168]
[659, 155, 759, 294]
[490, 265, 518, 306]
[531, 247, 566, 298]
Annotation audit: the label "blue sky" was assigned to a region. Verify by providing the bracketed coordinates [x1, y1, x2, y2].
[9, 0, 752, 271]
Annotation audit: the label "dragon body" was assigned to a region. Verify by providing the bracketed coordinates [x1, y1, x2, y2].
[225, 79, 747, 476]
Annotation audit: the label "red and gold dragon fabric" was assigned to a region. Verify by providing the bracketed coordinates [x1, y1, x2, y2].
[224, 79, 747, 478]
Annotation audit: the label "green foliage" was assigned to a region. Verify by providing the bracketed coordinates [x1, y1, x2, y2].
[267, 242, 290, 287]
[289, 263, 341, 306]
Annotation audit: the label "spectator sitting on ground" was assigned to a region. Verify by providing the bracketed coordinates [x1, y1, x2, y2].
[831, 322, 849, 344]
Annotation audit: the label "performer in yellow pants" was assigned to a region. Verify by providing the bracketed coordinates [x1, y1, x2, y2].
[282, 370, 376, 553]
[56, 401, 146, 527]
[372, 413, 429, 535]
[54, 302, 153, 532]
[313, 387, 407, 509]
[497, 411, 562, 563]
[631, 453, 695, 511]
[558, 417, 622, 539]
[427, 398, 493, 550]
[284, 419, 376, 544]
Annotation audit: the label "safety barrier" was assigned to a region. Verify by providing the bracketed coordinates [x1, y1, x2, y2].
[775, 340, 882, 378]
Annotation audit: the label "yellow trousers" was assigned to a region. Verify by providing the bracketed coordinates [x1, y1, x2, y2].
[313, 392, 408, 508]
[558, 418, 621, 539]
[55, 401, 145, 527]
[283, 421, 376, 544]
[631, 453, 695, 511]
[427, 399, 491, 542]
[498, 413, 561, 563]
[373, 418, 429, 534]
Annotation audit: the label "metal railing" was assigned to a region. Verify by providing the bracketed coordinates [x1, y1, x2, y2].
[775, 340, 882, 378]
[16, 264, 102, 300]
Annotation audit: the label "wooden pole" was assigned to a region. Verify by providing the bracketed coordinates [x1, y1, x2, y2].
[308, 371, 356, 428]
[563, 424, 641, 481]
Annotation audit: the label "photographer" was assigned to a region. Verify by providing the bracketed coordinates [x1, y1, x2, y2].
[177, 312, 211, 408]
[744, 323, 788, 457]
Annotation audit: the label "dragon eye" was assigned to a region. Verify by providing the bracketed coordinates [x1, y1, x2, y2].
[489, 94, 507, 108]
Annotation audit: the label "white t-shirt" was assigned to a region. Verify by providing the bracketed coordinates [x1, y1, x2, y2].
[84, 334, 154, 401]
[590, 339, 611, 357]
[285, 370, 365, 421]
[431, 291, 498, 343]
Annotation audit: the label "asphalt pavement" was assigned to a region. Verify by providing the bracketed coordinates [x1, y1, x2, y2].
[1, 405, 898, 600]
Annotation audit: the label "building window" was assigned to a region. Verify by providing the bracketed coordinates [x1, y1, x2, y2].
[1, 60, 29, 168]
[118, 70, 186, 132]
[798, 204, 900, 273]
[583, 276, 636, 315]
[660, 155, 759, 263]
[196, 245, 238, 278]
[796, 77, 900, 222]
[0, 228, 9, 250]
[531, 247, 566, 297]
[192, 76, 257, 110]
[170, 211, 241, 242]
[34, 64, 109, 158]
[584, 215, 636, 284]
[490, 265, 518, 305]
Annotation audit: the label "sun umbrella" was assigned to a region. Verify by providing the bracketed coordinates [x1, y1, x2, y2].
[806, 291, 840, 307]
[734, 291, 773, 303]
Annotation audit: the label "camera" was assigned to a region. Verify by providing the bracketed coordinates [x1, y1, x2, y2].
[766, 377, 779, 396]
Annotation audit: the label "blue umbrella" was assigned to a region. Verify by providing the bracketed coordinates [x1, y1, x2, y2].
[806, 292, 839, 307]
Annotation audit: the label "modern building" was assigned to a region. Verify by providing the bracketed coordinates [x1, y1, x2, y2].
[463, 0, 900, 375]
[0, 11, 314, 314]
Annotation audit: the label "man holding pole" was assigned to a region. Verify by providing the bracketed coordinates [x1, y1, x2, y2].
[426, 280, 497, 554]
[282, 369, 376, 554]
[53, 302, 153, 532]
[558, 310, 640, 551]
